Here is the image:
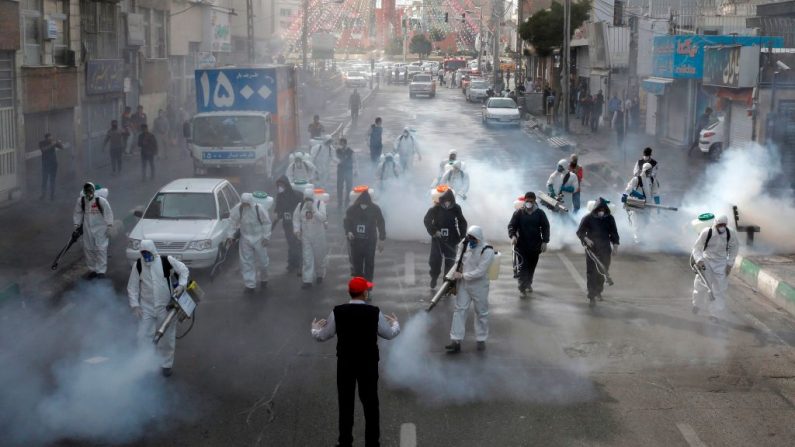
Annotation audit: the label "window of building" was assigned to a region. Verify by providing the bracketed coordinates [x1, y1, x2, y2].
[0, 52, 14, 109]
[139, 7, 151, 58]
[51, 0, 70, 65]
[280, 8, 292, 17]
[153, 9, 166, 58]
[22, 1, 43, 66]
[81, 0, 119, 59]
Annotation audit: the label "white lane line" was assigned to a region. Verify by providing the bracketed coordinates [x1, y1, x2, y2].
[404, 251, 416, 286]
[400, 423, 417, 447]
[676, 423, 708, 447]
[557, 252, 587, 294]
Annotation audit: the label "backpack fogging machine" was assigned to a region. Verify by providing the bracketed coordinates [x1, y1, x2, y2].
[154, 280, 204, 344]
[538, 192, 569, 213]
[624, 196, 678, 212]
[51, 225, 82, 270]
[689, 255, 715, 301]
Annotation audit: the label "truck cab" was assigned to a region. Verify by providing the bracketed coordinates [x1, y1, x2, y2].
[189, 111, 274, 178]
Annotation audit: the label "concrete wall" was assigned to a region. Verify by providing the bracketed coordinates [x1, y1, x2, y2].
[170, 2, 203, 56]
[0, 0, 20, 51]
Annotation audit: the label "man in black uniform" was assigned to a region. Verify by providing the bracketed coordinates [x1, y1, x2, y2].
[344, 191, 386, 282]
[272, 175, 304, 274]
[311, 277, 400, 447]
[508, 192, 550, 296]
[39, 133, 64, 201]
[335, 138, 357, 210]
[423, 189, 467, 290]
[576, 198, 620, 304]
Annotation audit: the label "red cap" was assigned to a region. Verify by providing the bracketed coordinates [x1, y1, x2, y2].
[349, 276, 374, 294]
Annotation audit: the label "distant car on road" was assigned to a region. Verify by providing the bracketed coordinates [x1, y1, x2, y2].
[466, 80, 490, 103]
[409, 74, 436, 98]
[127, 178, 240, 269]
[482, 97, 521, 126]
[698, 116, 726, 160]
[345, 71, 368, 88]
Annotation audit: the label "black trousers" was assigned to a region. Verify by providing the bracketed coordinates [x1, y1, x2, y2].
[141, 155, 155, 179]
[429, 237, 456, 281]
[586, 246, 612, 298]
[350, 238, 376, 281]
[41, 164, 56, 200]
[337, 359, 380, 447]
[351, 108, 359, 123]
[516, 246, 541, 291]
[369, 145, 382, 164]
[110, 147, 123, 173]
[282, 221, 302, 270]
[337, 168, 353, 209]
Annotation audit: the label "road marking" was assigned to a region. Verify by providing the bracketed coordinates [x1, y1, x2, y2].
[557, 252, 587, 294]
[676, 423, 707, 447]
[399, 423, 417, 447]
[404, 251, 416, 286]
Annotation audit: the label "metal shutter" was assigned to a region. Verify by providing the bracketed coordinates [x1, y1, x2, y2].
[729, 101, 753, 148]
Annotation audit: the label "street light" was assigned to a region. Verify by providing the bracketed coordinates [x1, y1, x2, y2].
[303, 0, 344, 70]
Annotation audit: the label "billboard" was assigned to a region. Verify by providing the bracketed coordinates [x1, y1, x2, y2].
[703, 45, 759, 88]
[195, 68, 277, 113]
[653, 35, 783, 79]
[86, 59, 124, 95]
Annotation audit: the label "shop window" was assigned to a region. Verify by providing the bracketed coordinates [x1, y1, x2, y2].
[280, 8, 292, 17]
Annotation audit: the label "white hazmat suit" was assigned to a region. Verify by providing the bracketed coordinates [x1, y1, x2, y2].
[293, 189, 328, 284]
[286, 152, 318, 184]
[450, 226, 495, 342]
[229, 193, 272, 289]
[72, 182, 114, 275]
[127, 239, 190, 369]
[393, 128, 421, 171]
[310, 137, 335, 188]
[691, 215, 738, 318]
[439, 161, 470, 200]
[546, 159, 579, 207]
[376, 153, 402, 190]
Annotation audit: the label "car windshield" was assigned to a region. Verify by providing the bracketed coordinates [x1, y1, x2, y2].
[144, 192, 217, 220]
[192, 115, 268, 147]
[413, 75, 431, 82]
[488, 98, 517, 109]
[471, 81, 489, 89]
[347, 72, 364, 77]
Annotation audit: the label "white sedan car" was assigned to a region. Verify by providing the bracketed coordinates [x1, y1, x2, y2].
[482, 97, 521, 126]
[127, 178, 241, 269]
[698, 116, 726, 160]
[345, 71, 368, 88]
[466, 80, 490, 102]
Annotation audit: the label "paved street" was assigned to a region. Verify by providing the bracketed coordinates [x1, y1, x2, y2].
[3, 84, 795, 447]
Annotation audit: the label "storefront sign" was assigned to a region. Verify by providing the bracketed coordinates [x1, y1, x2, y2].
[86, 59, 124, 95]
[203, 8, 231, 53]
[653, 35, 782, 79]
[703, 45, 759, 88]
[126, 13, 144, 47]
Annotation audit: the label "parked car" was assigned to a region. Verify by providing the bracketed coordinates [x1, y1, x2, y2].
[698, 116, 726, 160]
[466, 80, 490, 102]
[482, 97, 521, 126]
[406, 65, 423, 80]
[127, 178, 241, 269]
[409, 74, 436, 98]
[345, 71, 368, 88]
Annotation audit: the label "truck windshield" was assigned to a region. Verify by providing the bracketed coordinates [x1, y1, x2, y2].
[144, 193, 217, 220]
[192, 116, 268, 147]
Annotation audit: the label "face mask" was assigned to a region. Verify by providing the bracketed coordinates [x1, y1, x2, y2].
[643, 156, 650, 161]
[467, 239, 477, 249]
[524, 201, 535, 209]
[716, 226, 726, 234]
[360, 204, 368, 210]
[442, 201, 452, 209]
[557, 166, 565, 173]
[141, 251, 154, 263]
[277, 186, 285, 193]
[597, 211, 605, 218]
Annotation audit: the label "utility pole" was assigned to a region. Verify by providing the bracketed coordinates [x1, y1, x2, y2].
[247, 0, 255, 63]
[492, 0, 502, 92]
[516, 0, 523, 86]
[562, 0, 571, 132]
[478, 9, 483, 75]
[302, 0, 309, 70]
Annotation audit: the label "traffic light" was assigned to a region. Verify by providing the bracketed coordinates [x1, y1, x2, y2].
[444, 12, 448, 22]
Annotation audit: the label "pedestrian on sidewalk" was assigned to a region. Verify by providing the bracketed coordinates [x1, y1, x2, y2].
[614, 106, 626, 149]
[570, 154, 584, 213]
[228, 193, 272, 293]
[335, 138, 357, 210]
[608, 93, 621, 129]
[138, 124, 158, 181]
[367, 117, 383, 164]
[308, 115, 325, 139]
[344, 190, 386, 283]
[128, 239, 190, 378]
[580, 94, 592, 127]
[73, 182, 114, 279]
[311, 277, 400, 447]
[691, 214, 738, 321]
[546, 90, 556, 125]
[445, 225, 496, 354]
[424, 188, 467, 291]
[273, 175, 304, 274]
[39, 133, 63, 201]
[591, 91, 604, 132]
[103, 120, 125, 175]
[576, 198, 620, 305]
[154, 109, 170, 159]
[349, 89, 362, 125]
[121, 106, 133, 154]
[294, 188, 328, 289]
[508, 192, 550, 297]
[130, 105, 148, 153]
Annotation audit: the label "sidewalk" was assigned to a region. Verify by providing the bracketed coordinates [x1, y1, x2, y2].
[735, 255, 795, 317]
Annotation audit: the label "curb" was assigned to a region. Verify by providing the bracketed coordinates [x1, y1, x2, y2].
[735, 255, 795, 317]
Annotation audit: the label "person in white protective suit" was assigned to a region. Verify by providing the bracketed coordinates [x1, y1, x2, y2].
[72, 182, 114, 279]
[310, 135, 335, 188]
[439, 160, 470, 200]
[621, 162, 661, 242]
[127, 239, 190, 377]
[445, 225, 495, 354]
[293, 188, 328, 289]
[228, 193, 272, 293]
[286, 151, 318, 184]
[376, 152, 402, 190]
[393, 127, 421, 171]
[546, 159, 579, 209]
[691, 214, 738, 321]
[437, 149, 457, 183]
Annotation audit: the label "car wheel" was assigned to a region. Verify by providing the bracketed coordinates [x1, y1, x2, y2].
[709, 143, 723, 161]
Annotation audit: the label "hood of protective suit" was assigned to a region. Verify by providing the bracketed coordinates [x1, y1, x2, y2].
[438, 189, 457, 206]
[715, 214, 728, 226]
[241, 193, 254, 205]
[303, 188, 315, 200]
[276, 174, 291, 189]
[354, 190, 374, 206]
[642, 162, 653, 174]
[467, 225, 484, 241]
[139, 239, 159, 257]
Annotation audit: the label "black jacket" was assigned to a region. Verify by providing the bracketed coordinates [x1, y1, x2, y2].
[274, 175, 303, 227]
[576, 206, 620, 250]
[508, 206, 550, 252]
[423, 189, 467, 243]
[344, 191, 386, 241]
[333, 303, 380, 361]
